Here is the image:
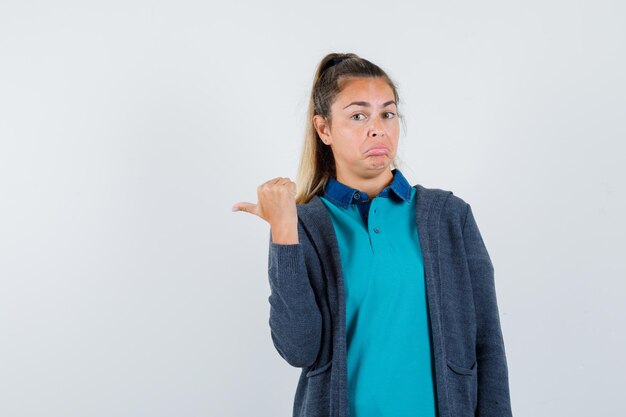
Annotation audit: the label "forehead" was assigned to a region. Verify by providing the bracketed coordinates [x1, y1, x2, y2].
[335, 77, 395, 106]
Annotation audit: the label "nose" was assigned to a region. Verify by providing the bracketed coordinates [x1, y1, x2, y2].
[369, 117, 384, 137]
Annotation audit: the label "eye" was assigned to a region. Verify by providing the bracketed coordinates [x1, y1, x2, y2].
[384, 112, 396, 119]
[351, 113, 365, 121]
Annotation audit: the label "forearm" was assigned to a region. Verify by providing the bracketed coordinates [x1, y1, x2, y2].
[471, 257, 512, 416]
[267, 231, 322, 368]
[463, 203, 513, 416]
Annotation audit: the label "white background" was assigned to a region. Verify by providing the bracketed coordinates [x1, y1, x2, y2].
[1, 0, 624, 416]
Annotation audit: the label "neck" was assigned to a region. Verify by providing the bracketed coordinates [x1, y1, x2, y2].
[336, 167, 394, 199]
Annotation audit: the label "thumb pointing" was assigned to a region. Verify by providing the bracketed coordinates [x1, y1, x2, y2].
[232, 202, 257, 214]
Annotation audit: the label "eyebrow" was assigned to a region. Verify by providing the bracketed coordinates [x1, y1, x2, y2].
[343, 100, 397, 109]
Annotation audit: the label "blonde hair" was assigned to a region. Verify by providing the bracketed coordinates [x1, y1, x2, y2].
[295, 52, 405, 205]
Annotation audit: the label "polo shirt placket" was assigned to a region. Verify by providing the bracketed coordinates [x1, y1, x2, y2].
[319, 169, 437, 417]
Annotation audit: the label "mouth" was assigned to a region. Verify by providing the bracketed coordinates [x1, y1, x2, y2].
[365, 147, 389, 156]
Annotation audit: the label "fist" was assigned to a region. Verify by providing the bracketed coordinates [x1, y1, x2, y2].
[232, 177, 298, 228]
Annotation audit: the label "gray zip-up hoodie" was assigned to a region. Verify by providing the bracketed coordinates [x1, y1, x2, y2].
[267, 183, 513, 417]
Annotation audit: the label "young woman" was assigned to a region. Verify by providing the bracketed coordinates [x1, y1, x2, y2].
[232, 52, 513, 417]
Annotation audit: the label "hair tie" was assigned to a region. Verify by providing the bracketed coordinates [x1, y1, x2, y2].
[331, 56, 348, 66]
[322, 55, 350, 74]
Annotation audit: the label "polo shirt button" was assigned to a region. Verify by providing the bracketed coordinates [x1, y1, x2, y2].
[354, 192, 360, 200]
[373, 227, 380, 233]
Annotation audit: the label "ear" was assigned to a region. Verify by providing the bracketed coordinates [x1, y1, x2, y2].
[313, 114, 332, 145]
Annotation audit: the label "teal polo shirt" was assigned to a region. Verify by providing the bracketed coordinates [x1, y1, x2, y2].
[319, 168, 437, 417]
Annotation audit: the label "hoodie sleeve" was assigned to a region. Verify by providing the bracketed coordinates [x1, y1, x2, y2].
[267, 228, 322, 368]
[462, 203, 513, 417]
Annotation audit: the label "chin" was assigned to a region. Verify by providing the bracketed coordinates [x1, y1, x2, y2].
[367, 160, 391, 170]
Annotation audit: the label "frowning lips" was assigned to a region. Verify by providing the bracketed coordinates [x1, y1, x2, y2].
[365, 146, 389, 155]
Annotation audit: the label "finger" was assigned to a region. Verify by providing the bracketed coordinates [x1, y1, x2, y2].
[279, 180, 296, 194]
[266, 177, 285, 185]
[232, 202, 257, 214]
[275, 177, 289, 183]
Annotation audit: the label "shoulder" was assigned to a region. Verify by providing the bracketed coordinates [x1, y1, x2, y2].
[295, 194, 325, 218]
[413, 183, 471, 227]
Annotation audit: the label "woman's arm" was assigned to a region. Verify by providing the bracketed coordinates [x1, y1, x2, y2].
[462, 203, 513, 416]
[267, 228, 322, 368]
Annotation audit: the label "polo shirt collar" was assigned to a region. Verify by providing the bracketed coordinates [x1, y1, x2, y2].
[322, 168, 412, 209]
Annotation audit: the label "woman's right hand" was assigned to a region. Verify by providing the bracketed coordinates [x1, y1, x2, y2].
[232, 177, 299, 244]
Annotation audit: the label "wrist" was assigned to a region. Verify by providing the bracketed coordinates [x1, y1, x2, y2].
[270, 221, 299, 244]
